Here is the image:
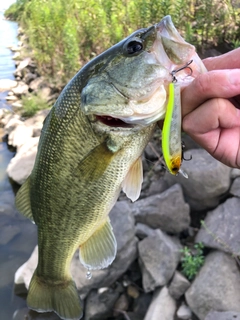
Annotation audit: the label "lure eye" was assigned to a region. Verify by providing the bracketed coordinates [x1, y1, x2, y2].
[123, 38, 144, 56]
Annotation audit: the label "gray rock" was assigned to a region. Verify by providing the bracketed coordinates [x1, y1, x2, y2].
[196, 198, 240, 255]
[0, 79, 17, 92]
[11, 82, 29, 96]
[7, 137, 39, 184]
[230, 177, 240, 198]
[84, 288, 120, 320]
[185, 251, 240, 320]
[164, 149, 231, 210]
[29, 77, 47, 92]
[144, 287, 176, 320]
[177, 303, 192, 320]
[3, 115, 22, 135]
[231, 168, 240, 179]
[205, 311, 240, 320]
[147, 176, 168, 196]
[8, 123, 33, 148]
[138, 229, 181, 292]
[168, 271, 190, 299]
[131, 184, 190, 234]
[0, 224, 20, 245]
[14, 57, 31, 73]
[135, 223, 156, 239]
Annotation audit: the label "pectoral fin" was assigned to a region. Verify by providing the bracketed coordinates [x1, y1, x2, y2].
[121, 156, 143, 202]
[15, 177, 34, 221]
[79, 218, 117, 270]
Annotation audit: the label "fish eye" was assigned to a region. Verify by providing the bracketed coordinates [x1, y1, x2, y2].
[123, 38, 144, 56]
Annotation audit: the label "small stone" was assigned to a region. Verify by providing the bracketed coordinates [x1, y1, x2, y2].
[132, 184, 190, 234]
[196, 197, 240, 255]
[135, 223, 156, 239]
[11, 82, 29, 96]
[138, 229, 181, 292]
[144, 287, 176, 320]
[177, 303, 192, 320]
[113, 293, 129, 315]
[127, 285, 140, 299]
[84, 288, 120, 320]
[168, 271, 190, 299]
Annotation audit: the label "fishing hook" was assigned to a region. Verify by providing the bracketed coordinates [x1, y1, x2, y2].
[171, 60, 193, 83]
[181, 141, 192, 161]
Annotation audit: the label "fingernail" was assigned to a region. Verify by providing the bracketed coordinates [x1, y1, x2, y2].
[228, 69, 240, 85]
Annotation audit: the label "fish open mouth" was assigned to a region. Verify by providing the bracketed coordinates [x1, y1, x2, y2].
[96, 115, 134, 128]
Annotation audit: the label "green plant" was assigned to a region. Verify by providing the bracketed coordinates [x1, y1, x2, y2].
[21, 94, 50, 117]
[181, 242, 205, 280]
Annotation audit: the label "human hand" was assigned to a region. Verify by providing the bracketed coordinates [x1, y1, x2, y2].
[181, 48, 240, 168]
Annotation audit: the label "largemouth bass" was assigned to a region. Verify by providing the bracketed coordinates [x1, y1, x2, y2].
[15, 16, 205, 320]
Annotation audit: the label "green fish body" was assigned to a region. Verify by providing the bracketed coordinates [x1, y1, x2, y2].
[15, 16, 206, 320]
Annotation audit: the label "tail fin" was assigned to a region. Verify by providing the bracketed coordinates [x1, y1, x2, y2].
[27, 272, 83, 320]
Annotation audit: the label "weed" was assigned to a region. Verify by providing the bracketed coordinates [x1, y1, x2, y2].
[181, 242, 205, 280]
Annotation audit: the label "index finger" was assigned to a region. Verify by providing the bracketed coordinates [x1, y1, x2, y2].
[203, 48, 240, 71]
[182, 68, 240, 117]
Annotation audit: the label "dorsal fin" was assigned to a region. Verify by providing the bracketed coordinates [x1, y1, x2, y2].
[121, 156, 143, 202]
[15, 177, 34, 221]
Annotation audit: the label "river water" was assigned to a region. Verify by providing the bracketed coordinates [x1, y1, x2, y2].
[0, 4, 38, 320]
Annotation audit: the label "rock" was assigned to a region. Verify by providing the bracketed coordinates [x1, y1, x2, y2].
[168, 271, 190, 299]
[11, 101, 23, 108]
[14, 57, 31, 73]
[133, 292, 153, 317]
[205, 311, 240, 320]
[113, 293, 129, 315]
[177, 303, 192, 320]
[11, 82, 29, 96]
[0, 224, 20, 245]
[164, 149, 231, 210]
[14, 245, 38, 291]
[127, 285, 140, 299]
[138, 229, 181, 292]
[132, 184, 190, 234]
[0, 79, 17, 92]
[230, 177, 240, 197]
[196, 197, 240, 255]
[8, 124, 33, 148]
[185, 251, 240, 320]
[7, 136, 39, 184]
[84, 288, 120, 320]
[231, 168, 240, 179]
[4, 115, 22, 135]
[5, 94, 18, 101]
[38, 87, 51, 101]
[29, 77, 47, 92]
[135, 223, 156, 239]
[147, 176, 168, 197]
[144, 287, 176, 320]
[24, 72, 37, 84]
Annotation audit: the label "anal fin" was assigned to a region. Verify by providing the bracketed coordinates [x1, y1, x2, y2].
[15, 176, 34, 221]
[121, 156, 143, 202]
[79, 218, 117, 270]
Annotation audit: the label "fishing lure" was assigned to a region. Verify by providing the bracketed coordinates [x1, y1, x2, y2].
[161, 61, 193, 178]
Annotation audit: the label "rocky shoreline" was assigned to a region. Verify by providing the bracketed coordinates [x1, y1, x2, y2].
[1, 29, 240, 320]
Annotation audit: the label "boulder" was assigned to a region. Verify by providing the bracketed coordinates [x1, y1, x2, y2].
[205, 311, 240, 320]
[196, 197, 240, 255]
[131, 184, 190, 234]
[138, 229, 181, 292]
[185, 251, 240, 320]
[144, 287, 176, 320]
[168, 271, 190, 299]
[135, 223, 156, 239]
[11, 81, 29, 96]
[164, 149, 231, 210]
[8, 124, 33, 148]
[0, 79, 17, 92]
[7, 136, 39, 184]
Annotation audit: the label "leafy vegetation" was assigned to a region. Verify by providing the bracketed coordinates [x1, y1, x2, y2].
[181, 242, 205, 280]
[21, 94, 50, 117]
[5, 0, 240, 85]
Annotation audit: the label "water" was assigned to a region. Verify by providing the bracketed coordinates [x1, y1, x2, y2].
[0, 3, 38, 319]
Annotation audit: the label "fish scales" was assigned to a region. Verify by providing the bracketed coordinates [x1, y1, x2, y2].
[15, 15, 206, 320]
